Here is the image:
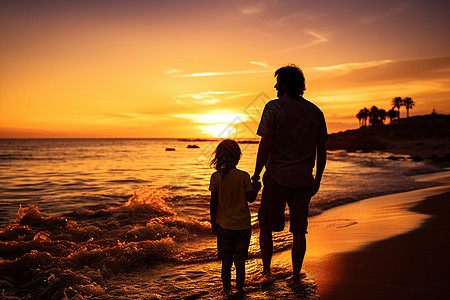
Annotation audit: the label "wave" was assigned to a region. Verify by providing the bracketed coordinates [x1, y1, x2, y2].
[0, 186, 212, 299]
[0, 154, 34, 160]
[0, 153, 109, 162]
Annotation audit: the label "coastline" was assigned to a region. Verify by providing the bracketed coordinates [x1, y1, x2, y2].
[298, 170, 450, 299]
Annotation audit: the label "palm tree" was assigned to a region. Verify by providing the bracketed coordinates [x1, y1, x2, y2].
[388, 109, 398, 124]
[369, 106, 381, 126]
[356, 110, 361, 127]
[391, 97, 403, 119]
[362, 107, 369, 126]
[378, 109, 387, 125]
[356, 109, 367, 127]
[403, 97, 415, 118]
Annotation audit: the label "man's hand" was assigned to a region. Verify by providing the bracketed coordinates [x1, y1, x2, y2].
[311, 179, 321, 197]
[312, 140, 326, 198]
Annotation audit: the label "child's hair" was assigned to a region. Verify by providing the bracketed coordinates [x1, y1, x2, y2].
[210, 139, 242, 177]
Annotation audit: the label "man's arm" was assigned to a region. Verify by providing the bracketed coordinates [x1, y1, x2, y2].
[253, 134, 273, 180]
[210, 192, 219, 235]
[311, 140, 327, 197]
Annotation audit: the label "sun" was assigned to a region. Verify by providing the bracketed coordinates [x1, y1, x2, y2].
[174, 112, 249, 138]
[199, 123, 238, 138]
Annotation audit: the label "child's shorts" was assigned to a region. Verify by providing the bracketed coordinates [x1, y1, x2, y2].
[217, 226, 251, 261]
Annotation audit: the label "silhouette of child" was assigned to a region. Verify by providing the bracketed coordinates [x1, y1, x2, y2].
[209, 139, 261, 292]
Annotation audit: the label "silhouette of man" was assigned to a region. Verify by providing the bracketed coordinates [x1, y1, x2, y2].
[252, 64, 327, 281]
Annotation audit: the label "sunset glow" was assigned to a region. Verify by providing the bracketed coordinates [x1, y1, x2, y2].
[175, 112, 250, 138]
[1, 0, 449, 138]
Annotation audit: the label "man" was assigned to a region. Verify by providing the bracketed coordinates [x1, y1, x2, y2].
[252, 64, 327, 281]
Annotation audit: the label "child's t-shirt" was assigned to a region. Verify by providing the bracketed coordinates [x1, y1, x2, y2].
[209, 168, 253, 230]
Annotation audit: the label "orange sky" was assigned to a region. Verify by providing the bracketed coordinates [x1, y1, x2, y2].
[1, 0, 449, 138]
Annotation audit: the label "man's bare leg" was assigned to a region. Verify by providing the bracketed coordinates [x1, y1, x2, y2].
[259, 227, 273, 274]
[292, 233, 306, 281]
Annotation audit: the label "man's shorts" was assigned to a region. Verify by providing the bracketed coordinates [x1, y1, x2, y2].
[258, 171, 313, 234]
[217, 226, 251, 261]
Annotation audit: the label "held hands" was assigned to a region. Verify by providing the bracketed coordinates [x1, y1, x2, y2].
[251, 174, 260, 182]
[252, 175, 261, 194]
[253, 180, 262, 193]
[247, 176, 261, 203]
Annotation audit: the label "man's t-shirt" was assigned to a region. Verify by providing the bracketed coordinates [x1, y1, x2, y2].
[209, 168, 253, 230]
[257, 95, 328, 189]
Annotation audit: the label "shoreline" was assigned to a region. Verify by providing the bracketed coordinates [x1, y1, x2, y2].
[298, 170, 450, 299]
[103, 172, 449, 299]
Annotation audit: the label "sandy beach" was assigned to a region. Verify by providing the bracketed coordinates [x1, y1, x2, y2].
[289, 171, 450, 299]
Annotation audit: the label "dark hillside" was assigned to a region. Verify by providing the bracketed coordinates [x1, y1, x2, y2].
[327, 114, 450, 164]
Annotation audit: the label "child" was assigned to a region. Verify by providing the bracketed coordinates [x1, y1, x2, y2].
[209, 139, 261, 292]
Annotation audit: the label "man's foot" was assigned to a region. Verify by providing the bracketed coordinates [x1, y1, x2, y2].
[261, 271, 271, 280]
[289, 272, 306, 283]
[262, 268, 271, 276]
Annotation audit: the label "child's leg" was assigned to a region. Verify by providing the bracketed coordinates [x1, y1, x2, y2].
[234, 260, 245, 291]
[234, 228, 251, 290]
[221, 260, 233, 291]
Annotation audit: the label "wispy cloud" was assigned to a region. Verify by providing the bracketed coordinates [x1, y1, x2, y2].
[172, 61, 272, 78]
[164, 68, 181, 75]
[174, 112, 249, 124]
[249, 61, 271, 68]
[239, 6, 263, 15]
[180, 69, 271, 77]
[359, 2, 409, 25]
[313, 59, 393, 73]
[99, 112, 171, 123]
[104, 113, 136, 119]
[267, 29, 328, 55]
[176, 98, 219, 105]
[180, 91, 233, 98]
[175, 91, 239, 105]
[305, 30, 328, 42]
[239, 1, 269, 15]
[266, 10, 318, 28]
[93, 112, 154, 125]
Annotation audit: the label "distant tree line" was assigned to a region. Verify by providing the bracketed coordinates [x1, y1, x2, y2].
[356, 97, 415, 127]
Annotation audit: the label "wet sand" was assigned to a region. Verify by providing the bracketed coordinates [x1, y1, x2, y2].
[273, 171, 450, 299]
[306, 172, 450, 299]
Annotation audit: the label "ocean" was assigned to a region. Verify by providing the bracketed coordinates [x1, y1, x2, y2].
[0, 138, 440, 299]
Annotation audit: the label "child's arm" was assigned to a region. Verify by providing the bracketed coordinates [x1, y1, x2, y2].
[210, 191, 219, 235]
[246, 181, 261, 203]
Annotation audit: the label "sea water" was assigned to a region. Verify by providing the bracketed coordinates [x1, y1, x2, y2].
[0, 139, 439, 299]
